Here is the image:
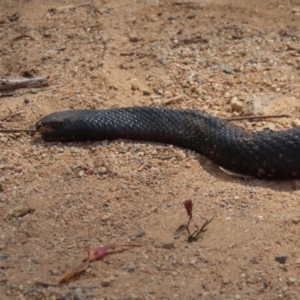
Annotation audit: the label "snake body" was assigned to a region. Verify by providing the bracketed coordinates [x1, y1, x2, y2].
[36, 107, 300, 179]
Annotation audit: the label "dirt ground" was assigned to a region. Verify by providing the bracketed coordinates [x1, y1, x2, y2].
[1, 0, 300, 299]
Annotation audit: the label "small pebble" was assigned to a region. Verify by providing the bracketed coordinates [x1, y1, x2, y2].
[6, 205, 34, 219]
[135, 231, 145, 238]
[31, 258, 39, 264]
[211, 64, 219, 70]
[0, 253, 8, 261]
[101, 214, 110, 222]
[74, 288, 84, 300]
[46, 49, 59, 55]
[275, 254, 288, 264]
[142, 90, 151, 96]
[153, 86, 164, 95]
[128, 33, 140, 42]
[127, 264, 136, 272]
[292, 119, 300, 127]
[131, 82, 140, 91]
[286, 277, 296, 286]
[175, 151, 186, 160]
[223, 65, 233, 74]
[185, 162, 191, 168]
[222, 277, 231, 285]
[230, 97, 243, 112]
[168, 14, 178, 21]
[161, 240, 175, 250]
[101, 277, 114, 287]
[262, 123, 276, 131]
[98, 167, 108, 175]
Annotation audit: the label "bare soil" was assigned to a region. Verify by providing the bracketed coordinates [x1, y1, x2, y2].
[1, 0, 300, 299]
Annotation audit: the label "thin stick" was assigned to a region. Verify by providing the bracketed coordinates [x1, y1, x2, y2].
[172, 2, 200, 6]
[0, 129, 36, 133]
[0, 76, 49, 91]
[12, 35, 35, 42]
[120, 52, 135, 56]
[225, 114, 290, 121]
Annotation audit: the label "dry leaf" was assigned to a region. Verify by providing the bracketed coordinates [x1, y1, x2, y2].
[58, 244, 140, 284]
[183, 199, 193, 216]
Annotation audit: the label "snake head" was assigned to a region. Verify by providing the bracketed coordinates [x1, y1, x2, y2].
[36, 110, 86, 141]
[36, 114, 66, 141]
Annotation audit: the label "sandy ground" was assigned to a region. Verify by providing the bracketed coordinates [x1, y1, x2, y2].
[1, 0, 300, 299]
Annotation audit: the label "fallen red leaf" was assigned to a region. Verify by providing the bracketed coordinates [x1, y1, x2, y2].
[88, 246, 109, 262]
[58, 244, 140, 284]
[183, 199, 193, 216]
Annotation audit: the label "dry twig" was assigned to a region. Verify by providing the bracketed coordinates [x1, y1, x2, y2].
[172, 2, 202, 8]
[12, 35, 35, 43]
[0, 76, 49, 91]
[120, 51, 135, 56]
[0, 129, 36, 133]
[225, 114, 290, 121]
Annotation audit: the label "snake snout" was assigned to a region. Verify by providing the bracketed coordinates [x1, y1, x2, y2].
[36, 113, 70, 141]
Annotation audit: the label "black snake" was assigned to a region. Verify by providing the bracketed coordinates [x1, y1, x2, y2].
[36, 107, 300, 179]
